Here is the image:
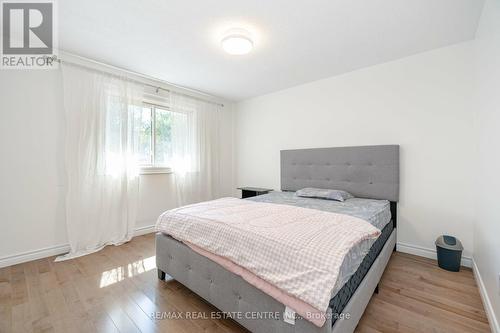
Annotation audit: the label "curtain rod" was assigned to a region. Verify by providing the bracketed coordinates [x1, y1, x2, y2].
[53, 57, 224, 108]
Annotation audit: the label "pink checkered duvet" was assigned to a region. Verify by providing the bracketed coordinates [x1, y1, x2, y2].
[156, 197, 381, 327]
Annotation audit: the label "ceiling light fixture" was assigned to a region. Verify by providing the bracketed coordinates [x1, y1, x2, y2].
[221, 29, 253, 55]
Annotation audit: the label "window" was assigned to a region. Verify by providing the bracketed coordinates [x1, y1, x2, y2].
[132, 103, 174, 173]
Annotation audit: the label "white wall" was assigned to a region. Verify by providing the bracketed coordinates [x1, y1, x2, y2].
[474, 0, 500, 328]
[0, 68, 235, 263]
[235, 42, 476, 260]
[0, 70, 68, 260]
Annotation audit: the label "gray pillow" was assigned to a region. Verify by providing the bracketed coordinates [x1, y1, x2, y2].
[295, 187, 353, 202]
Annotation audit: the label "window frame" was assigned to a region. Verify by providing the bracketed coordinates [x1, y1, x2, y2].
[138, 102, 173, 175]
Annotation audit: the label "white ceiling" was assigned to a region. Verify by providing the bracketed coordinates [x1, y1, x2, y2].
[59, 0, 484, 101]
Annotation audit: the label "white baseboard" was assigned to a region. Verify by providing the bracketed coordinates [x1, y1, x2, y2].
[472, 258, 500, 333]
[0, 244, 71, 269]
[397, 241, 472, 268]
[134, 224, 156, 237]
[0, 225, 157, 268]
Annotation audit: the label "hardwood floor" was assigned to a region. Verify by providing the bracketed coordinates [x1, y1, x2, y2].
[0, 234, 491, 333]
[356, 253, 490, 333]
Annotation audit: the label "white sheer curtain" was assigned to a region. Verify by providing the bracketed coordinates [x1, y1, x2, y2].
[56, 64, 144, 261]
[170, 92, 221, 206]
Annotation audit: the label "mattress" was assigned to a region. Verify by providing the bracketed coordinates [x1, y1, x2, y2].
[248, 191, 391, 230]
[329, 221, 393, 325]
[248, 191, 393, 326]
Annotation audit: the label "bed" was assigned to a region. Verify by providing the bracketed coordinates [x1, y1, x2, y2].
[156, 145, 399, 333]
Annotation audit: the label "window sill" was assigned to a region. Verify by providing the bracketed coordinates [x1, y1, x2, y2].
[139, 166, 173, 175]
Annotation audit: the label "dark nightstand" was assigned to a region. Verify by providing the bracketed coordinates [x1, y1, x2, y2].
[237, 187, 273, 199]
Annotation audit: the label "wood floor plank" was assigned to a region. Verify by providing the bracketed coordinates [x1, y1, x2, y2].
[1, 234, 492, 333]
[355, 252, 490, 333]
[47, 258, 97, 333]
[0, 266, 12, 333]
[10, 264, 28, 307]
[23, 261, 53, 333]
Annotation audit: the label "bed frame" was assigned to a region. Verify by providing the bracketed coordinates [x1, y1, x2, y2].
[156, 145, 399, 333]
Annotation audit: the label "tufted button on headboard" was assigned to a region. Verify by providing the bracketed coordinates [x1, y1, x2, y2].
[280, 145, 399, 201]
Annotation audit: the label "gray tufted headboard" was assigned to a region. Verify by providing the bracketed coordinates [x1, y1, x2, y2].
[281, 145, 399, 202]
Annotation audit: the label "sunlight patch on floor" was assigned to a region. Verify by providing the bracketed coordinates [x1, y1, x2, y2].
[100, 255, 156, 288]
